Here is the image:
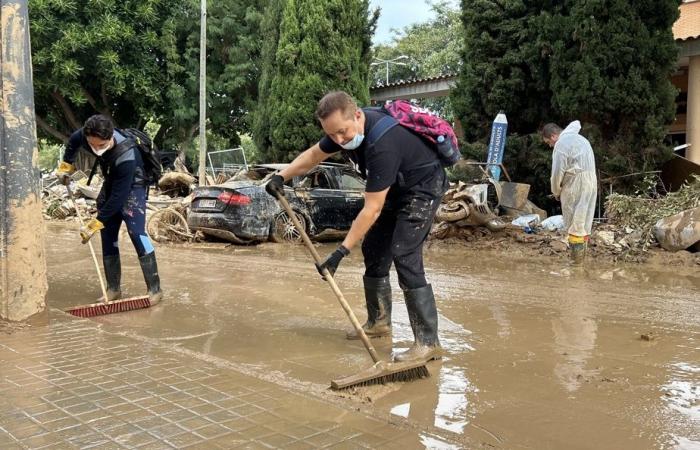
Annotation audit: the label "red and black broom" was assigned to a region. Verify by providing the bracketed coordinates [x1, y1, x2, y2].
[64, 184, 153, 317]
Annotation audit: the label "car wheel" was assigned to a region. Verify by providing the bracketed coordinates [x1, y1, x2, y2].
[270, 210, 306, 243]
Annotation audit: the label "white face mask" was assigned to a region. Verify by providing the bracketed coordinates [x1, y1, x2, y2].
[339, 117, 365, 150]
[340, 132, 365, 150]
[90, 140, 113, 156]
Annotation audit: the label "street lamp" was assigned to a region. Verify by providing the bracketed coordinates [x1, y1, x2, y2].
[371, 55, 409, 85]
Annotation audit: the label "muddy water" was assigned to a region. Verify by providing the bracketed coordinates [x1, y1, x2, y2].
[46, 222, 699, 449]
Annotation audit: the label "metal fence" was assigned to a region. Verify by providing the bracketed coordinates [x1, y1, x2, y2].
[206, 148, 248, 179]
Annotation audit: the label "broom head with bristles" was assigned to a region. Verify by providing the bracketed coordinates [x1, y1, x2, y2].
[331, 359, 430, 390]
[66, 296, 152, 318]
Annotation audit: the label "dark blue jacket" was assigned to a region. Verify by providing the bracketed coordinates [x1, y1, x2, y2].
[62, 129, 145, 222]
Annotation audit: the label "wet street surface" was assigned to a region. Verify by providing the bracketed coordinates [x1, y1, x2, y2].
[12, 222, 700, 448]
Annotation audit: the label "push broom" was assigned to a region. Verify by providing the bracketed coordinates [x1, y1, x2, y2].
[63, 184, 153, 317]
[274, 192, 430, 389]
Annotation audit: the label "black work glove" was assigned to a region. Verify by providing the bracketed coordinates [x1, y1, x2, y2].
[315, 245, 350, 279]
[265, 174, 285, 197]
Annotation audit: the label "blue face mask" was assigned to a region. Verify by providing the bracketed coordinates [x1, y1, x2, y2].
[340, 132, 364, 150]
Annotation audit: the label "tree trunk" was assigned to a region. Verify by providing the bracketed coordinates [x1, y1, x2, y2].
[35, 115, 69, 143]
[50, 91, 81, 130]
[175, 125, 198, 173]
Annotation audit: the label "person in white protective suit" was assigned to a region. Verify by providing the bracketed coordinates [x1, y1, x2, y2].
[541, 121, 597, 264]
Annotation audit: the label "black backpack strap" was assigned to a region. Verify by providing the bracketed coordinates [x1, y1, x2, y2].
[86, 157, 100, 186]
[86, 139, 136, 185]
[366, 115, 398, 147]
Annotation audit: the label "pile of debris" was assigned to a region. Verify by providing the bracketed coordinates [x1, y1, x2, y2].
[430, 168, 699, 263]
[42, 168, 199, 244]
[431, 178, 547, 240]
[605, 175, 700, 253]
[42, 171, 97, 220]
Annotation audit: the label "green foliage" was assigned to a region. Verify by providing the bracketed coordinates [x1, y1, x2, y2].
[452, 0, 679, 201]
[252, 0, 378, 162]
[239, 134, 262, 165]
[371, 1, 462, 119]
[29, 0, 264, 162]
[29, 0, 183, 139]
[371, 1, 461, 85]
[186, 130, 236, 169]
[453, 1, 556, 139]
[157, 0, 264, 155]
[606, 175, 700, 248]
[548, 0, 679, 146]
[37, 140, 63, 172]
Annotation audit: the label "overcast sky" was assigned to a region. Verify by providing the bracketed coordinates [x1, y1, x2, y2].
[369, 0, 456, 44]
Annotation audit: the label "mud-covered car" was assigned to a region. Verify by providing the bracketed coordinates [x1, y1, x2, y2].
[187, 163, 365, 243]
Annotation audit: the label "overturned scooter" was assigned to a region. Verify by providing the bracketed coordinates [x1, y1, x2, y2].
[273, 191, 430, 389]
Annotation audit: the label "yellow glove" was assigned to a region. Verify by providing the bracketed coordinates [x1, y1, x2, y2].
[80, 218, 104, 244]
[56, 161, 76, 185]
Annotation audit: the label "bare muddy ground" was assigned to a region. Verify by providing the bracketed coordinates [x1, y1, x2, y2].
[45, 222, 699, 449]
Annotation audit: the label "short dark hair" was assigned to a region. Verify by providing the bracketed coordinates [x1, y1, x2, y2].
[541, 123, 562, 139]
[315, 91, 358, 120]
[83, 114, 114, 140]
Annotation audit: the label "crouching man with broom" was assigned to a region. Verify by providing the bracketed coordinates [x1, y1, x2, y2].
[56, 115, 163, 309]
[265, 91, 447, 363]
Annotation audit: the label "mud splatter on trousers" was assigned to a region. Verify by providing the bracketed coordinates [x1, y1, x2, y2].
[362, 166, 448, 290]
[100, 187, 154, 257]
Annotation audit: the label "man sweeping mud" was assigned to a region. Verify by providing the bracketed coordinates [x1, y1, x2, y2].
[56, 115, 163, 304]
[265, 91, 448, 363]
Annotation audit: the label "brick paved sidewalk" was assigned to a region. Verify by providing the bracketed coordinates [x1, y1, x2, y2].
[0, 313, 430, 449]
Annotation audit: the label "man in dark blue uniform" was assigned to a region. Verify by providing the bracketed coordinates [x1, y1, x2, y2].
[265, 91, 447, 362]
[56, 115, 163, 304]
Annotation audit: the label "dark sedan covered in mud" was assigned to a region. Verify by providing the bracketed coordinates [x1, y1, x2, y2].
[187, 163, 365, 243]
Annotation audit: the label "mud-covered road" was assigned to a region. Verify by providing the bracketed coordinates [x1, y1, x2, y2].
[46, 222, 699, 449]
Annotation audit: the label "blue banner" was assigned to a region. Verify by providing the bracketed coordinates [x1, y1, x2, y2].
[486, 112, 508, 181]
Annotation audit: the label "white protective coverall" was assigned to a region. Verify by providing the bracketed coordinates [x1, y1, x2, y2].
[550, 121, 597, 237]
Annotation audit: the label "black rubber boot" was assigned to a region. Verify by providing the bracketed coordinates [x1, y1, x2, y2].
[138, 252, 163, 305]
[394, 284, 442, 362]
[346, 276, 392, 340]
[101, 254, 122, 301]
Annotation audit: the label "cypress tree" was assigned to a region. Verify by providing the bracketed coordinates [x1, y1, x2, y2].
[548, 0, 679, 175]
[252, 0, 283, 156]
[253, 0, 378, 162]
[453, 0, 679, 200]
[452, 1, 558, 140]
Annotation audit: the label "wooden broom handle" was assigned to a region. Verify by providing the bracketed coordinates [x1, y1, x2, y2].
[275, 192, 381, 363]
[64, 184, 109, 303]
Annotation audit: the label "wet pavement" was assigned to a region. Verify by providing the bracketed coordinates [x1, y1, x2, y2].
[10, 222, 700, 448]
[0, 314, 427, 449]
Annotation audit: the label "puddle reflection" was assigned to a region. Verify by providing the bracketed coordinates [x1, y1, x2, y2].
[419, 434, 461, 449]
[433, 366, 474, 434]
[551, 297, 598, 392]
[662, 362, 700, 421]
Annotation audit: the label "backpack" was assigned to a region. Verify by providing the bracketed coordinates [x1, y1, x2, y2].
[364, 100, 461, 167]
[87, 128, 162, 186]
[123, 128, 162, 184]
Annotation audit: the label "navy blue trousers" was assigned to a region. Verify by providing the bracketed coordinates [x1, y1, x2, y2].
[100, 187, 155, 258]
